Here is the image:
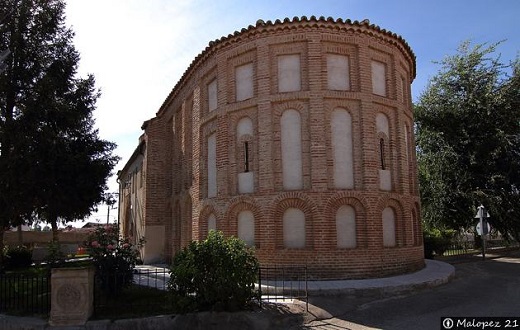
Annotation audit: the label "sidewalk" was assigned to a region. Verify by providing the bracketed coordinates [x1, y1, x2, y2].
[135, 259, 455, 297]
[133, 264, 170, 290]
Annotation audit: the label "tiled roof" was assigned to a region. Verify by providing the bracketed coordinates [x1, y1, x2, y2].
[156, 16, 416, 117]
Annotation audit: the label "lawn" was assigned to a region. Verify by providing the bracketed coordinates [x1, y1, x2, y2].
[93, 284, 172, 320]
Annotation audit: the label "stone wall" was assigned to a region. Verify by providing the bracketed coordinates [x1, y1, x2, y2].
[4, 230, 89, 245]
[4, 230, 90, 262]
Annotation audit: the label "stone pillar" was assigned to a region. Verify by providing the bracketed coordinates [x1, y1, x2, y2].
[49, 267, 94, 326]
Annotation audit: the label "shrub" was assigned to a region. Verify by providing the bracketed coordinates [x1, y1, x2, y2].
[423, 228, 456, 257]
[168, 230, 259, 313]
[84, 224, 144, 294]
[5, 245, 33, 269]
[44, 240, 67, 267]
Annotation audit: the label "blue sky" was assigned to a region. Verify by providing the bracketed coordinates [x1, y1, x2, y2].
[64, 0, 519, 224]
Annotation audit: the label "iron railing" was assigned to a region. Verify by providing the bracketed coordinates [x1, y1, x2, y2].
[93, 265, 309, 312]
[0, 271, 51, 315]
[258, 265, 308, 311]
[0, 264, 310, 318]
[432, 239, 520, 257]
[93, 267, 171, 319]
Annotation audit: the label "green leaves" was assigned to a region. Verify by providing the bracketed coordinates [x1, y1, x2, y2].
[85, 224, 143, 294]
[0, 0, 119, 234]
[168, 231, 259, 313]
[416, 41, 520, 240]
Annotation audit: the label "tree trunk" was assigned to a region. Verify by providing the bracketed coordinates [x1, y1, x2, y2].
[0, 228, 5, 272]
[51, 217, 59, 242]
[17, 225, 23, 245]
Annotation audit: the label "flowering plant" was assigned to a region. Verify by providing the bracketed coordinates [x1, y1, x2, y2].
[84, 224, 144, 293]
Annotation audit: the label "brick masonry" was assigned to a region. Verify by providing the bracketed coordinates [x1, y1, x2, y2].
[118, 17, 424, 279]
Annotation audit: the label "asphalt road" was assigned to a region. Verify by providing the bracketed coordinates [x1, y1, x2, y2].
[304, 251, 520, 330]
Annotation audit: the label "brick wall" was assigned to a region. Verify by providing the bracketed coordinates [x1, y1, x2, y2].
[123, 17, 424, 279]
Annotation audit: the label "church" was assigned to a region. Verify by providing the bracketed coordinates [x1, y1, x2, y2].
[117, 16, 424, 279]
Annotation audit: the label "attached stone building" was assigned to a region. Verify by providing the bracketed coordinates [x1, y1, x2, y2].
[117, 16, 423, 279]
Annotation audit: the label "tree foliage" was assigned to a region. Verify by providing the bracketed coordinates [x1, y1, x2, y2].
[0, 0, 119, 256]
[415, 41, 520, 240]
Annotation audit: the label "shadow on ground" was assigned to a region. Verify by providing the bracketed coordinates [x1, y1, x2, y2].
[301, 250, 520, 330]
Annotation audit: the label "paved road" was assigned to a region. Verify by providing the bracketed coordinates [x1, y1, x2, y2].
[304, 252, 520, 330]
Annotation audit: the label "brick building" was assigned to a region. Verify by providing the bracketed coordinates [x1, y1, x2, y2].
[117, 16, 424, 279]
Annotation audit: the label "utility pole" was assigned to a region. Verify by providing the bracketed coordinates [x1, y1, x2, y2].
[105, 193, 118, 225]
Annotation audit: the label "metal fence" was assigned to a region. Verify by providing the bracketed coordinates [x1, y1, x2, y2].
[93, 267, 171, 319]
[434, 239, 520, 257]
[93, 265, 309, 313]
[258, 265, 308, 311]
[0, 271, 51, 315]
[0, 264, 309, 318]
[132, 265, 170, 290]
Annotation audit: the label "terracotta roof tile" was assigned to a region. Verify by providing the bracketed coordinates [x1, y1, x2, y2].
[156, 16, 416, 117]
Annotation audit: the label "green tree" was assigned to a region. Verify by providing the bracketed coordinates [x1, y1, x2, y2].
[0, 0, 119, 267]
[415, 41, 520, 240]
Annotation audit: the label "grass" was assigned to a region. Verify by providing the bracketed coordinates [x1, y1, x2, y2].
[92, 284, 172, 320]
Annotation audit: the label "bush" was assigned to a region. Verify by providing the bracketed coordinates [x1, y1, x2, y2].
[44, 240, 67, 267]
[5, 245, 33, 269]
[84, 224, 144, 294]
[423, 228, 456, 258]
[168, 230, 259, 313]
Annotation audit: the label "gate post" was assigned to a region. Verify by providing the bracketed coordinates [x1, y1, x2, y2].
[49, 267, 95, 326]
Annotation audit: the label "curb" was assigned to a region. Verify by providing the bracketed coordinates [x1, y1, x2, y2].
[309, 259, 455, 296]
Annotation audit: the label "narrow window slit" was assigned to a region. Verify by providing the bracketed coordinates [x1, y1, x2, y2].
[244, 141, 249, 172]
[380, 138, 386, 170]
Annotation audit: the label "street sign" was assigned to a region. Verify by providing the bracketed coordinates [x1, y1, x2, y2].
[475, 204, 491, 260]
[476, 220, 491, 236]
[474, 205, 490, 219]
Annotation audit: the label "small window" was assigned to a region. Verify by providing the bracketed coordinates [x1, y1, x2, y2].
[208, 79, 218, 111]
[238, 210, 255, 246]
[382, 207, 396, 247]
[208, 213, 216, 233]
[236, 63, 254, 101]
[331, 108, 354, 189]
[327, 54, 350, 91]
[283, 208, 305, 248]
[371, 61, 386, 96]
[237, 117, 253, 139]
[243, 141, 250, 172]
[281, 109, 303, 190]
[376, 113, 389, 136]
[336, 206, 356, 248]
[380, 138, 386, 170]
[278, 54, 301, 92]
[207, 134, 217, 197]
[400, 76, 406, 102]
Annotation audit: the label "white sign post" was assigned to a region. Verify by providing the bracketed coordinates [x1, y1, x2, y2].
[475, 205, 491, 260]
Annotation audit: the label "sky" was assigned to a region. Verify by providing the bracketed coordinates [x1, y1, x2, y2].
[63, 0, 520, 225]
